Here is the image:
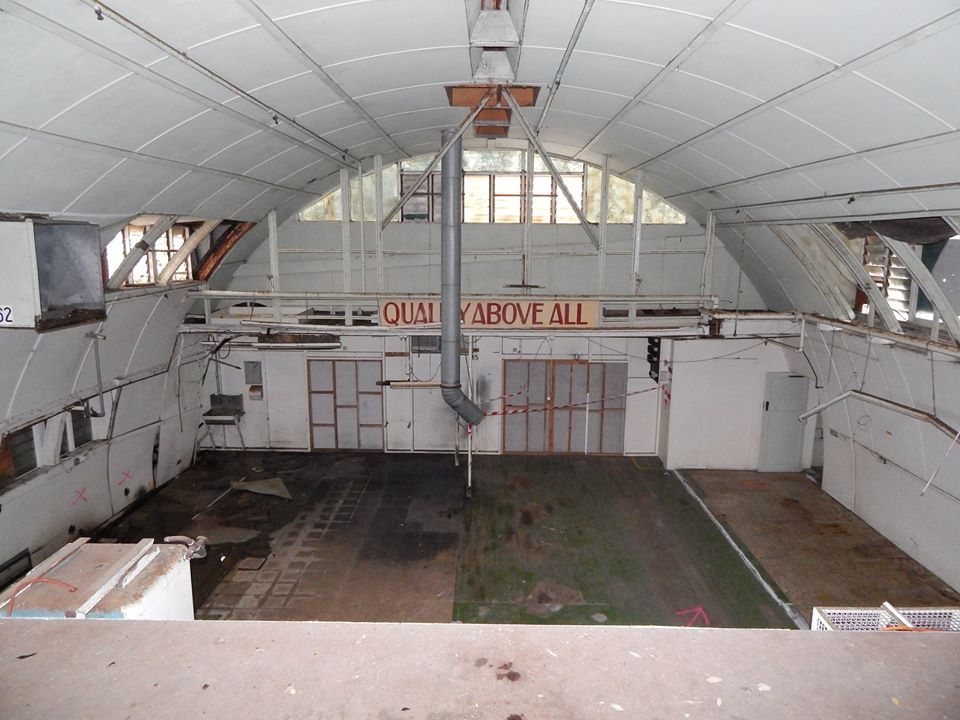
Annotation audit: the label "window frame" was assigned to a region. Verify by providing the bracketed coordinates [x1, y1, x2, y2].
[300, 151, 686, 227]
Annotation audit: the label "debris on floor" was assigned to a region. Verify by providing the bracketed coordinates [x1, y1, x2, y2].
[182, 522, 259, 546]
[230, 476, 292, 500]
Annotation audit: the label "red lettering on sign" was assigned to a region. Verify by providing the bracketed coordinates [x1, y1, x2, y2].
[460, 303, 470, 323]
[549, 304, 564, 325]
[382, 302, 400, 325]
[532, 303, 544, 325]
[413, 302, 430, 324]
[486, 303, 502, 325]
[472, 304, 486, 324]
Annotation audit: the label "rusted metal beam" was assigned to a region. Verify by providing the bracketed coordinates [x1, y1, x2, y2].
[196, 221, 257, 281]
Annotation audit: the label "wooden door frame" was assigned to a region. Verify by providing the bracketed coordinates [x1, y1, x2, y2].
[502, 358, 629, 455]
[307, 358, 385, 452]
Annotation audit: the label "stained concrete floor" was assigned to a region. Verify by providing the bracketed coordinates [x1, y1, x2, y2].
[686, 469, 960, 622]
[102, 452, 957, 627]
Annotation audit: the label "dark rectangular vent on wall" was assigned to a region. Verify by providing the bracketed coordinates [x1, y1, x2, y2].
[71, 409, 93, 448]
[244, 361, 263, 385]
[411, 335, 442, 354]
[410, 335, 473, 354]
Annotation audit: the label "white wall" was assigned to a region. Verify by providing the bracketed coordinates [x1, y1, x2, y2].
[0, 288, 202, 567]
[200, 331, 663, 456]
[225, 215, 765, 309]
[662, 338, 800, 469]
[799, 325, 960, 592]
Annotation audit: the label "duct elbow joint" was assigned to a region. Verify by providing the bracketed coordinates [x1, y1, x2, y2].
[441, 385, 485, 426]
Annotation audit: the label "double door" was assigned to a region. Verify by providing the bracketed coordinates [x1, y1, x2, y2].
[308, 359, 384, 450]
[502, 360, 627, 454]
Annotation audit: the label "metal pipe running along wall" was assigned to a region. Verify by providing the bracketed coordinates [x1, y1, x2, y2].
[440, 128, 484, 425]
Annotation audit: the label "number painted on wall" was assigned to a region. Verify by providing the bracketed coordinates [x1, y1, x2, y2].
[0, 306, 12, 324]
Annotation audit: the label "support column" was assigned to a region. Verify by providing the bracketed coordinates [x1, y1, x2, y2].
[700, 211, 715, 298]
[631, 173, 644, 320]
[267, 209, 280, 320]
[375, 154, 385, 293]
[523, 142, 534, 290]
[340, 168, 353, 325]
[358, 162, 367, 293]
[598, 155, 609, 294]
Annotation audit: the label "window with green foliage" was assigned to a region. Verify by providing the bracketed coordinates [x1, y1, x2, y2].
[299, 151, 686, 226]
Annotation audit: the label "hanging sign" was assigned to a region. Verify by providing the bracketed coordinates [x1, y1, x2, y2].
[379, 298, 600, 329]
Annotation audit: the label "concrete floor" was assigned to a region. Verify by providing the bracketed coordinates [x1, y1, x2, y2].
[3, 619, 960, 720]
[686, 469, 960, 621]
[102, 452, 957, 626]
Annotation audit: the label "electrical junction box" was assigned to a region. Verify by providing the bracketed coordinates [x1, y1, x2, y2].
[0, 219, 105, 330]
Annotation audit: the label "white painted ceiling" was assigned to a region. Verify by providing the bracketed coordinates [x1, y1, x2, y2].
[1, 0, 959, 307]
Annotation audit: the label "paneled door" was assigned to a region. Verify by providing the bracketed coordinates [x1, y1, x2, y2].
[308, 359, 384, 450]
[758, 373, 809, 471]
[502, 360, 627, 454]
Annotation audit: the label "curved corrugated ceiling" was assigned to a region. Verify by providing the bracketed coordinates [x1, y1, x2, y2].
[1, 0, 958, 308]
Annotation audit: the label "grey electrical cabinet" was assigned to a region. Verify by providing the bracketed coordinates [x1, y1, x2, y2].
[0, 219, 106, 330]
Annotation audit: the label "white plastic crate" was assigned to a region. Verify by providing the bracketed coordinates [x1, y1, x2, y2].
[812, 605, 960, 632]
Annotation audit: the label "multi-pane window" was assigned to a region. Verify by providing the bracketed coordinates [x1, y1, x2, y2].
[401, 171, 441, 222]
[299, 150, 686, 225]
[105, 224, 193, 285]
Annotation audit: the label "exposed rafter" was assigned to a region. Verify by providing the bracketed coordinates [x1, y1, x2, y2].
[536, 0, 595, 134]
[667, 126, 960, 202]
[74, 0, 359, 169]
[629, 9, 960, 174]
[577, 0, 751, 157]
[0, 0, 354, 173]
[0, 119, 321, 199]
[381, 91, 496, 228]
[234, 0, 407, 158]
[107, 215, 177, 289]
[878, 234, 960, 344]
[157, 219, 221, 284]
[504, 87, 601, 249]
[811, 224, 902, 333]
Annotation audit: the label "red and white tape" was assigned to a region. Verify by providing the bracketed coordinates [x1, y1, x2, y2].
[483, 385, 662, 417]
[481, 386, 529, 406]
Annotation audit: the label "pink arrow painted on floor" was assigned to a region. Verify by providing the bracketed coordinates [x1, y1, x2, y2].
[675, 605, 711, 627]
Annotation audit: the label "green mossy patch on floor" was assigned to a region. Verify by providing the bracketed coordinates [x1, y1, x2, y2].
[455, 455, 792, 628]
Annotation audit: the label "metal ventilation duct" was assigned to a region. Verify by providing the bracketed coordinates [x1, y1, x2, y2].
[440, 128, 484, 426]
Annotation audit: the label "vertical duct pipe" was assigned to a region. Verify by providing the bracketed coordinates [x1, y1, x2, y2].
[440, 128, 484, 425]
